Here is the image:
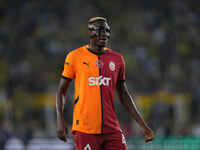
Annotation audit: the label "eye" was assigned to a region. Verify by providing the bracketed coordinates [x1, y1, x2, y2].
[88, 24, 97, 31]
[105, 28, 111, 33]
[88, 27, 96, 31]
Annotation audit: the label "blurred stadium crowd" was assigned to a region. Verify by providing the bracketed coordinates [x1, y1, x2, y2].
[0, 0, 200, 149]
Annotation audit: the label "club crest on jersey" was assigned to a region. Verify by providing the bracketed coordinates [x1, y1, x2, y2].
[96, 60, 104, 68]
[109, 61, 115, 71]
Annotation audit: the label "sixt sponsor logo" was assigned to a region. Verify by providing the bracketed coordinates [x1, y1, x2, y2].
[88, 76, 111, 86]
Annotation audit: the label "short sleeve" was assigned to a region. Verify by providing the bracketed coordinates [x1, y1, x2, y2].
[62, 51, 75, 79]
[118, 55, 126, 81]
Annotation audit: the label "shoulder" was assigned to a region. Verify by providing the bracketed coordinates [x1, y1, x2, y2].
[107, 48, 125, 62]
[64, 45, 87, 58]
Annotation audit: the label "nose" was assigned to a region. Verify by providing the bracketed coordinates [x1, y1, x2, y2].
[99, 29, 106, 34]
[99, 29, 109, 38]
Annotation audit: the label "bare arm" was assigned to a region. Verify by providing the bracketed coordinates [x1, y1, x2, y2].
[56, 77, 72, 141]
[116, 81, 146, 126]
[116, 81, 154, 142]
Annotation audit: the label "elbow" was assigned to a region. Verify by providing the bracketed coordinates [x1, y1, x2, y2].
[56, 88, 62, 95]
[57, 84, 66, 96]
[56, 88, 62, 98]
[118, 95, 127, 106]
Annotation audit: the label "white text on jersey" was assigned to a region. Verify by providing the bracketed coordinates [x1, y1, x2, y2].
[88, 76, 111, 86]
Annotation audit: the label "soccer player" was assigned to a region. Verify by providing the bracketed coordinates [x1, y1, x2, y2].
[56, 17, 154, 150]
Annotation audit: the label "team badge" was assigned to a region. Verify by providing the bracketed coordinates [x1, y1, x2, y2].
[109, 61, 115, 71]
[96, 60, 104, 68]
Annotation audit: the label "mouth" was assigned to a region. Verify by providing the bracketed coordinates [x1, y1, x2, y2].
[99, 39, 108, 45]
[99, 38, 108, 42]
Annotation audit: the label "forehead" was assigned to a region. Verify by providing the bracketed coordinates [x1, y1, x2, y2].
[92, 21, 109, 27]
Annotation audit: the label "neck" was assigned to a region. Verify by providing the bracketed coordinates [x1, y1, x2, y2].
[89, 42, 105, 53]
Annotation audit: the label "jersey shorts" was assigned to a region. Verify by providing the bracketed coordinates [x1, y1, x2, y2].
[62, 45, 126, 134]
[73, 131, 127, 150]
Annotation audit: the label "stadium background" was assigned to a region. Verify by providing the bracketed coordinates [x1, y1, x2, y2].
[1, 0, 200, 149]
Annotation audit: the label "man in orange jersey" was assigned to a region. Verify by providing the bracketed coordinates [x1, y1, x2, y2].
[56, 17, 154, 150]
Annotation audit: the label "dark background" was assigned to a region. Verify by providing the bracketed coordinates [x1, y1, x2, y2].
[1, 0, 200, 149]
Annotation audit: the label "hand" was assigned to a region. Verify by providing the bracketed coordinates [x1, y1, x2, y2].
[141, 126, 154, 143]
[56, 119, 68, 142]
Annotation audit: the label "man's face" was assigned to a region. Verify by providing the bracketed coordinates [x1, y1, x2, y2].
[88, 21, 111, 47]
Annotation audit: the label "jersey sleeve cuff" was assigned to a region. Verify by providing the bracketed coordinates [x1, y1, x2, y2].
[61, 75, 73, 80]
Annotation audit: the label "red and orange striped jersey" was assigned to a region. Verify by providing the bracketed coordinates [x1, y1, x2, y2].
[62, 45, 125, 134]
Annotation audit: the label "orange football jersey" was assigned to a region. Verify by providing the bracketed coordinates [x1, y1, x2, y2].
[62, 45, 125, 134]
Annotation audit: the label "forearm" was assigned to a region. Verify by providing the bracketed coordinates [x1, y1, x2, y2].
[56, 92, 65, 120]
[121, 92, 146, 126]
[117, 82, 147, 127]
[56, 78, 71, 121]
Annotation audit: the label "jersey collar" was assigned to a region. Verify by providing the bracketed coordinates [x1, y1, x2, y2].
[85, 45, 109, 56]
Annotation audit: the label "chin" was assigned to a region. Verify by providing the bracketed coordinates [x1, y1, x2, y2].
[98, 44, 106, 48]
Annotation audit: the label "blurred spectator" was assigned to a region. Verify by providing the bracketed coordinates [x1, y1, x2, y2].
[148, 100, 175, 137]
[4, 137, 25, 150]
[26, 138, 74, 150]
[0, 116, 10, 150]
[190, 86, 200, 123]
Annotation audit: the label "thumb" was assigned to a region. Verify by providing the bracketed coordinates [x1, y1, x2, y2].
[145, 134, 154, 143]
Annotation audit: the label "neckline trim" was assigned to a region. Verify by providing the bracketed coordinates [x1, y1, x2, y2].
[85, 45, 109, 56]
[87, 48, 106, 56]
